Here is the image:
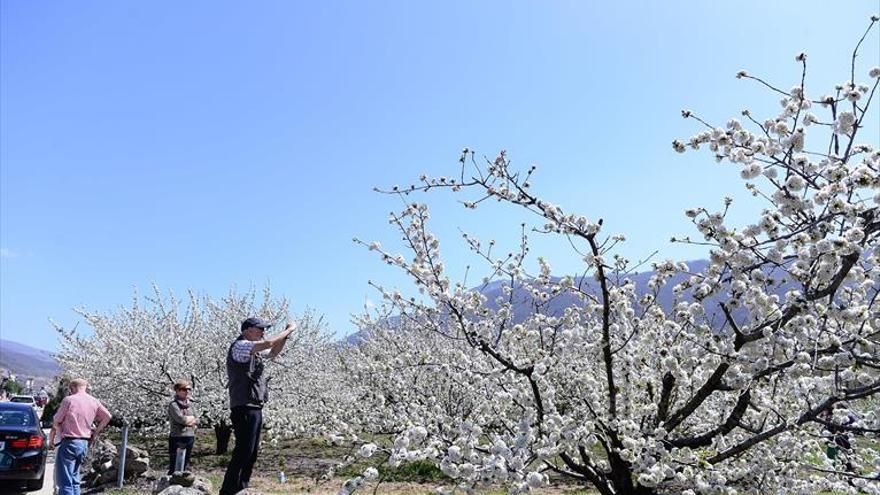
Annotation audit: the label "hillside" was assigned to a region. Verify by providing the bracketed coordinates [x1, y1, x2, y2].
[346, 259, 799, 342]
[0, 339, 60, 388]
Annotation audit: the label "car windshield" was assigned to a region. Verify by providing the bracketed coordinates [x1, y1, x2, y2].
[10, 397, 33, 403]
[0, 410, 35, 426]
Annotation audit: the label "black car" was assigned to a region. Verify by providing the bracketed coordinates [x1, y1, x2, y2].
[0, 402, 47, 491]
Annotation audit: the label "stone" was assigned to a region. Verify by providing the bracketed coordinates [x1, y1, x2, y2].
[124, 444, 149, 460]
[94, 439, 117, 456]
[156, 486, 203, 495]
[112, 445, 150, 471]
[111, 451, 150, 476]
[170, 471, 195, 487]
[81, 441, 151, 487]
[152, 474, 172, 494]
[139, 469, 162, 483]
[87, 439, 117, 473]
[192, 477, 212, 494]
[152, 473, 211, 495]
[127, 457, 150, 476]
[94, 467, 118, 486]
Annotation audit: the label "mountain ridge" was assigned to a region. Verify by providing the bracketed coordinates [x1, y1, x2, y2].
[0, 338, 61, 387]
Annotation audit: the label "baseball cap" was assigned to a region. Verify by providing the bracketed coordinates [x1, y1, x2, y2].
[241, 317, 273, 332]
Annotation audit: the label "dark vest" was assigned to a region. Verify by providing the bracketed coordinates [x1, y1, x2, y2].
[226, 336, 268, 409]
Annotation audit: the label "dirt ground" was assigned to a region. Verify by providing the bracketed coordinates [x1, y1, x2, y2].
[111, 474, 591, 495]
[103, 430, 592, 495]
[217, 474, 590, 495]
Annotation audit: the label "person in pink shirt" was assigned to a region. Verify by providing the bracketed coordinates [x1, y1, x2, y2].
[50, 378, 112, 495]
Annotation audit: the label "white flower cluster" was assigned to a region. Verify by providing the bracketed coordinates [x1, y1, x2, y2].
[54, 286, 341, 444]
[335, 17, 880, 495]
[52, 17, 880, 495]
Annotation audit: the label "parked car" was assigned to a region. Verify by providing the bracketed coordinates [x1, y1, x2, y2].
[0, 402, 47, 491]
[8, 396, 36, 409]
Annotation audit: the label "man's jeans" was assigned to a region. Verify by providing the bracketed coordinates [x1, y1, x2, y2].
[56, 439, 89, 495]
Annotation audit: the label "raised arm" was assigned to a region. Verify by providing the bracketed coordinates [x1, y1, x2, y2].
[250, 322, 296, 355]
[267, 321, 297, 358]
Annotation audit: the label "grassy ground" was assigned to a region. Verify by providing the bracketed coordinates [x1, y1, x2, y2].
[105, 429, 876, 494]
[105, 429, 592, 494]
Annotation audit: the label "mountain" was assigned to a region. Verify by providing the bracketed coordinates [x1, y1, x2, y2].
[344, 259, 796, 341]
[477, 259, 714, 321]
[0, 339, 60, 389]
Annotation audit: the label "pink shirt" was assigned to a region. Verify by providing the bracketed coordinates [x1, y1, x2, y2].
[53, 391, 111, 439]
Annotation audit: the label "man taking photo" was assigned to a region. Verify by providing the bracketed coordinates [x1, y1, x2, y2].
[219, 317, 296, 495]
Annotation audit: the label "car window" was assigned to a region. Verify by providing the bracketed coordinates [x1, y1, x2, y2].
[0, 410, 35, 426]
[10, 397, 33, 403]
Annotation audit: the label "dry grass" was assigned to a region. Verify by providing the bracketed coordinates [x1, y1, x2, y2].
[108, 430, 593, 494]
[246, 475, 592, 495]
[109, 429, 876, 494]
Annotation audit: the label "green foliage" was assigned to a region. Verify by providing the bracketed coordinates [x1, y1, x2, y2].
[40, 377, 69, 425]
[1, 377, 23, 396]
[99, 489, 142, 495]
[382, 460, 447, 481]
[337, 460, 448, 482]
[209, 453, 233, 468]
[202, 472, 224, 488]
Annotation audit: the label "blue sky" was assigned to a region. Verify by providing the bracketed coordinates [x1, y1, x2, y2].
[2, 1, 878, 351]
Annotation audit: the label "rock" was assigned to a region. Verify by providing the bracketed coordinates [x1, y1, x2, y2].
[153, 473, 211, 495]
[94, 439, 117, 456]
[124, 445, 149, 460]
[140, 469, 162, 483]
[152, 475, 171, 494]
[82, 441, 150, 487]
[170, 471, 195, 487]
[157, 486, 203, 495]
[87, 439, 117, 473]
[111, 445, 150, 477]
[82, 472, 97, 487]
[112, 446, 150, 468]
[127, 457, 150, 476]
[94, 467, 118, 486]
[192, 477, 212, 494]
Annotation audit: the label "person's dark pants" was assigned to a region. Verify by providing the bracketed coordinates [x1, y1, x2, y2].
[220, 406, 262, 495]
[168, 436, 195, 474]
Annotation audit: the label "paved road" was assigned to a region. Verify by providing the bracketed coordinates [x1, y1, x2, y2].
[33, 426, 55, 495]
[0, 460, 53, 495]
[37, 428, 55, 495]
[33, 459, 54, 495]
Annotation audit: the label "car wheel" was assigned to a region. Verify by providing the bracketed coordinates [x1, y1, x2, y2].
[26, 474, 44, 491]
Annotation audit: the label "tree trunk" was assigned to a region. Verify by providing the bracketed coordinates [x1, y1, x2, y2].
[607, 454, 657, 495]
[617, 484, 656, 495]
[214, 422, 232, 454]
[608, 474, 657, 495]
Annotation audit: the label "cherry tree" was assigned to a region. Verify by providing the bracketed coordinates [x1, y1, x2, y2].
[54, 285, 333, 453]
[338, 16, 880, 495]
